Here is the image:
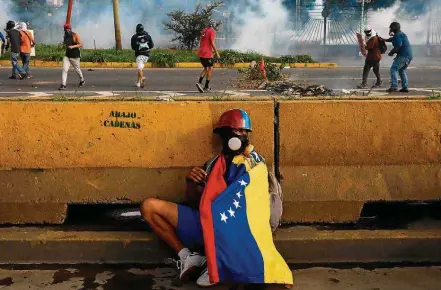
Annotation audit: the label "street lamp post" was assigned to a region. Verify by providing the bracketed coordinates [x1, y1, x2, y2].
[112, 0, 122, 50]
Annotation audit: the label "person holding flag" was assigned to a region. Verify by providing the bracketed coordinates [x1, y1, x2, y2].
[140, 109, 292, 288]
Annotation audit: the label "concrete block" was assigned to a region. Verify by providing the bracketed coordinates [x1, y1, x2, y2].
[0, 101, 274, 169]
[0, 203, 67, 224]
[279, 100, 441, 222]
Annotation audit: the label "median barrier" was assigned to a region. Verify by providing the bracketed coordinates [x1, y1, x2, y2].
[0, 100, 274, 223]
[279, 100, 441, 222]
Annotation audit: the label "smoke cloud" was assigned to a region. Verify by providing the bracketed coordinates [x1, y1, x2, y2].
[230, 0, 293, 56]
[366, 1, 438, 45]
[1, 0, 440, 52]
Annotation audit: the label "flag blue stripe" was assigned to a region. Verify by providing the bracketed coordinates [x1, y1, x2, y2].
[212, 172, 265, 283]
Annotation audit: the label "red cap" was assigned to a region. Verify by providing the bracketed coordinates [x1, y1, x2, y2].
[64, 23, 72, 30]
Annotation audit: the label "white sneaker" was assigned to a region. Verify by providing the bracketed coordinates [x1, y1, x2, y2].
[136, 82, 141, 88]
[197, 267, 217, 287]
[177, 252, 206, 282]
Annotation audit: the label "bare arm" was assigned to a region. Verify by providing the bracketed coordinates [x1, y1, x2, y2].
[71, 33, 83, 49]
[210, 31, 220, 59]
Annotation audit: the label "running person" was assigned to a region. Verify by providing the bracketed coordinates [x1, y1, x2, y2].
[59, 23, 85, 90]
[131, 24, 154, 88]
[196, 21, 220, 93]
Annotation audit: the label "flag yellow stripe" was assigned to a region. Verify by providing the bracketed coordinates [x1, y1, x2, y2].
[245, 163, 293, 284]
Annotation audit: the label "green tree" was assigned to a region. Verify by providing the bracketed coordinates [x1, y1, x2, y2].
[163, 1, 223, 50]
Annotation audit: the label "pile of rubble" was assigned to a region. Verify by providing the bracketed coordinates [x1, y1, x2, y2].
[264, 81, 357, 96]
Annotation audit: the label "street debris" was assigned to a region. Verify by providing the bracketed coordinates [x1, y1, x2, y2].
[236, 80, 384, 97]
[265, 81, 333, 96]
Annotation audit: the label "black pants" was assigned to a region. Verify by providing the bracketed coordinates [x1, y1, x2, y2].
[362, 59, 381, 85]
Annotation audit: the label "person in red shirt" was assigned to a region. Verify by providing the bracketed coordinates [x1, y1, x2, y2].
[196, 21, 220, 93]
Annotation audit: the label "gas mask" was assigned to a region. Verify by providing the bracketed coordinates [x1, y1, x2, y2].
[221, 131, 250, 155]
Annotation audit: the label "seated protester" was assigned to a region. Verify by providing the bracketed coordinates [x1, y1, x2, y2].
[141, 109, 292, 288]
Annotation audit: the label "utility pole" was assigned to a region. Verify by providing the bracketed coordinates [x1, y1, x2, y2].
[66, 0, 73, 25]
[112, 0, 122, 50]
[296, 0, 301, 30]
[426, 0, 432, 45]
[360, 0, 365, 34]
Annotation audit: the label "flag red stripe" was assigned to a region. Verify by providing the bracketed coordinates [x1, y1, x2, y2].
[199, 155, 228, 283]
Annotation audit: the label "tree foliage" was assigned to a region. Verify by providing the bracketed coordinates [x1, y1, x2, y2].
[163, 1, 223, 50]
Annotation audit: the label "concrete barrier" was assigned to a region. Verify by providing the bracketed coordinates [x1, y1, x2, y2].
[1, 99, 441, 224]
[0, 100, 274, 223]
[279, 100, 441, 223]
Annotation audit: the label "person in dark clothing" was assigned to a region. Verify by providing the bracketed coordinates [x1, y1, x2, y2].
[358, 26, 382, 89]
[385, 22, 413, 93]
[59, 23, 85, 90]
[131, 24, 154, 88]
[5, 20, 26, 79]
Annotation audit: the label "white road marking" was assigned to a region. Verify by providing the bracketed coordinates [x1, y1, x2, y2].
[95, 91, 120, 97]
[223, 90, 251, 96]
[27, 92, 54, 97]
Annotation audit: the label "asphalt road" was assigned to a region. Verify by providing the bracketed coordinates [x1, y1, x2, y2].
[0, 266, 440, 290]
[0, 67, 440, 97]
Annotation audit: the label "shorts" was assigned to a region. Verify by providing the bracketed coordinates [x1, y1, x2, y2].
[200, 57, 214, 68]
[136, 55, 149, 69]
[177, 204, 204, 251]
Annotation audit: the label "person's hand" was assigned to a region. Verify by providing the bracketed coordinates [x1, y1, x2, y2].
[68, 45, 75, 49]
[186, 167, 208, 184]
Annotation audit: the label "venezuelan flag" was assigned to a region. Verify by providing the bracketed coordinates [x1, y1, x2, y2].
[200, 152, 293, 285]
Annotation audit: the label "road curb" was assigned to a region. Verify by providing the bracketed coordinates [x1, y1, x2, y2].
[1, 226, 440, 264]
[0, 60, 339, 69]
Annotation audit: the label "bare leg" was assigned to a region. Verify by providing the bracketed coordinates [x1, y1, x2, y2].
[204, 67, 214, 89]
[140, 198, 184, 254]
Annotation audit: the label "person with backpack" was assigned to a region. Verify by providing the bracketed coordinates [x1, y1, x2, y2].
[4, 20, 27, 80]
[131, 24, 154, 88]
[385, 22, 413, 93]
[59, 23, 85, 90]
[18, 22, 35, 79]
[140, 109, 289, 288]
[357, 26, 385, 89]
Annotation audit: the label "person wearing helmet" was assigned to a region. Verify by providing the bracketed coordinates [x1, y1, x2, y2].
[131, 24, 154, 88]
[5, 20, 27, 80]
[59, 23, 85, 90]
[18, 22, 35, 79]
[385, 22, 413, 93]
[196, 20, 220, 93]
[140, 109, 281, 287]
[357, 25, 383, 89]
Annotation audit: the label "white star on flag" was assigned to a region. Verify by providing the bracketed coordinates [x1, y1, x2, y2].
[233, 199, 241, 209]
[236, 191, 243, 199]
[220, 212, 228, 223]
[228, 207, 236, 218]
[239, 180, 248, 186]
